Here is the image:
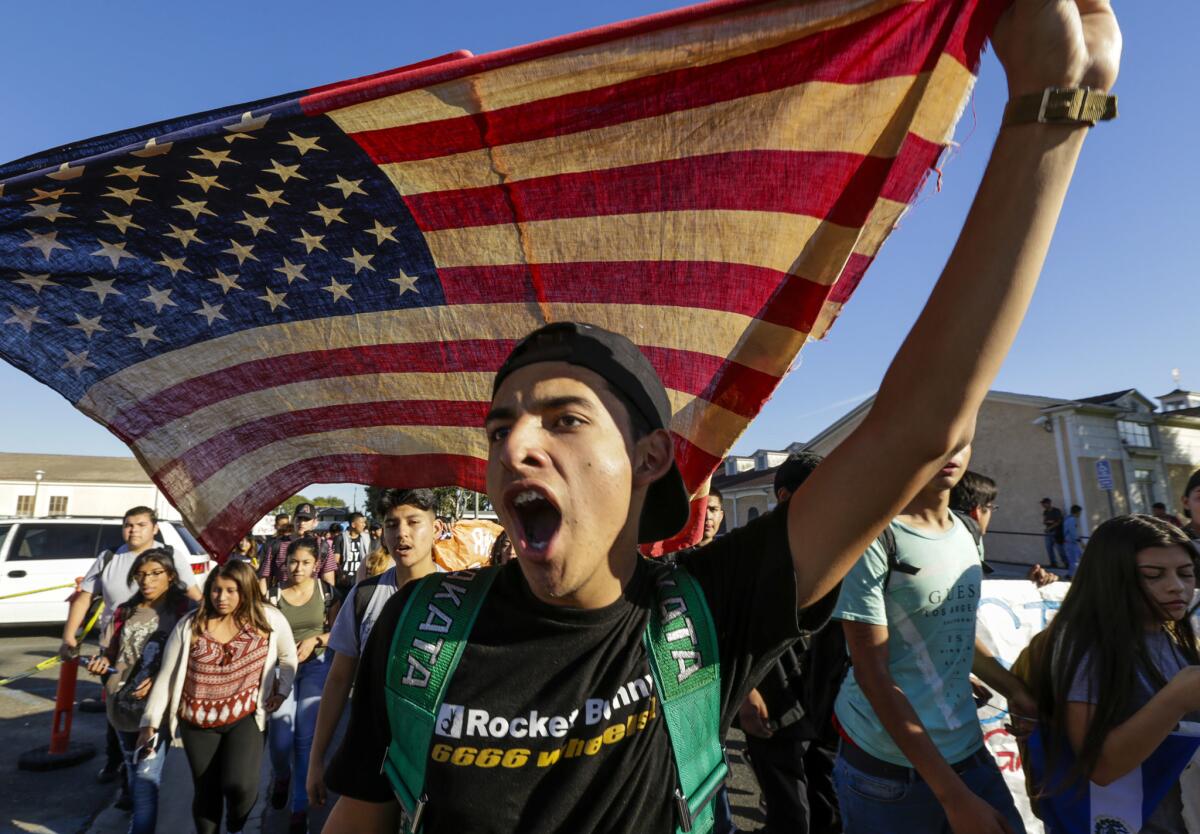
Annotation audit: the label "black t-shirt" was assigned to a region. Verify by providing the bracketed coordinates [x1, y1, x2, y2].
[326, 506, 834, 833]
[1044, 506, 1065, 542]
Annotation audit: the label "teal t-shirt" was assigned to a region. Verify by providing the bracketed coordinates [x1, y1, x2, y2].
[833, 514, 984, 767]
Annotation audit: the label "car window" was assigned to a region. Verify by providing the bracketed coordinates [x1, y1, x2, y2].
[169, 522, 207, 557]
[0, 524, 12, 560]
[11, 524, 102, 561]
[98, 524, 124, 553]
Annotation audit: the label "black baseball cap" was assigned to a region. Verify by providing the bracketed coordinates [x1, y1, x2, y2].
[293, 502, 317, 520]
[492, 321, 691, 544]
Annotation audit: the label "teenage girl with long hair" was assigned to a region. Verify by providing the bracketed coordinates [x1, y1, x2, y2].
[1030, 515, 1200, 832]
[1181, 468, 1200, 541]
[266, 538, 337, 834]
[87, 549, 194, 834]
[140, 560, 297, 834]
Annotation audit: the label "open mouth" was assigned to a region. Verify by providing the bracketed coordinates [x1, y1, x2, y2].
[508, 486, 563, 556]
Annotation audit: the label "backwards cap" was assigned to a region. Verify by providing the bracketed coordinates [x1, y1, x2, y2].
[492, 322, 691, 544]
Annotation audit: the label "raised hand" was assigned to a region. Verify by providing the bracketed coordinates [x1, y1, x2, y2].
[991, 0, 1121, 98]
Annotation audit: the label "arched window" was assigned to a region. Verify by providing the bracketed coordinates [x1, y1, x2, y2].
[747, 507, 759, 521]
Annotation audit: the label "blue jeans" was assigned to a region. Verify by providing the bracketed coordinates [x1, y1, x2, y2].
[117, 729, 169, 834]
[267, 653, 329, 813]
[1043, 533, 1066, 568]
[834, 747, 1025, 834]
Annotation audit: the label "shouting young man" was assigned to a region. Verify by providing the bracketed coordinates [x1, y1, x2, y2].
[325, 2, 1120, 831]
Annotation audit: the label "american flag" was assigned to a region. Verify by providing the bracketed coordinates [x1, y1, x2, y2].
[0, 0, 1005, 556]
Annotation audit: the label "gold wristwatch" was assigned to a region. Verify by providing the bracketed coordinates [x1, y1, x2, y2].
[1002, 87, 1117, 127]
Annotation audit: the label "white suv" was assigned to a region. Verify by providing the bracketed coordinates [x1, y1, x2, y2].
[0, 517, 212, 626]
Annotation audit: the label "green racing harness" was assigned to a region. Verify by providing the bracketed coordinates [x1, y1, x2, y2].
[382, 562, 728, 833]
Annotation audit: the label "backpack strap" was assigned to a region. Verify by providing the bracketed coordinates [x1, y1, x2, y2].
[382, 568, 498, 833]
[877, 526, 917, 591]
[950, 510, 994, 575]
[644, 564, 727, 834]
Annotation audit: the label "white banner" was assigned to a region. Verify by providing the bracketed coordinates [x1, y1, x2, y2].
[974, 580, 1200, 834]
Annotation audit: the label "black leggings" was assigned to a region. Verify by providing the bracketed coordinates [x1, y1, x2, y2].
[180, 716, 264, 834]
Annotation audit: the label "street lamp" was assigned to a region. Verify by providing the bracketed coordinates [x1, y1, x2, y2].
[32, 470, 44, 517]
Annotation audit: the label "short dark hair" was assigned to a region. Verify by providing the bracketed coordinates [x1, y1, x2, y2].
[349, 511, 365, 522]
[125, 547, 180, 590]
[289, 536, 321, 559]
[275, 513, 290, 523]
[707, 488, 723, 506]
[1152, 501, 1167, 511]
[949, 471, 998, 514]
[376, 488, 437, 516]
[1070, 504, 1082, 514]
[773, 451, 824, 497]
[123, 506, 157, 524]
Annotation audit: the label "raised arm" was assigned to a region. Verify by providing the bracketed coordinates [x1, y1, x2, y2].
[789, 0, 1121, 607]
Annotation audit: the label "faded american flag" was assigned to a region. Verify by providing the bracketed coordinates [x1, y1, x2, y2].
[0, 0, 1006, 555]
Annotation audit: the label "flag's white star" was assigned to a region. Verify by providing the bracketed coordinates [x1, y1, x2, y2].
[279, 133, 326, 155]
[5, 305, 48, 333]
[257, 288, 289, 311]
[14, 272, 57, 294]
[207, 270, 242, 294]
[365, 220, 398, 245]
[62, 348, 97, 375]
[323, 277, 353, 302]
[69, 313, 107, 339]
[222, 240, 258, 265]
[91, 240, 137, 268]
[327, 175, 366, 199]
[390, 271, 420, 296]
[274, 259, 308, 284]
[194, 300, 227, 326]
[108, 164, 157, 182]
[20, 231, 70, 260]
[97, 211, 144, 234]
[81, 278, 123, 304]
[142, 287, 177, 313]
[342, 248, 375, 274]
[154, 254, 190, 277]
[128, 323, 161, 347]
[24, 202, 74, 222]
[263, 159, 306, 183]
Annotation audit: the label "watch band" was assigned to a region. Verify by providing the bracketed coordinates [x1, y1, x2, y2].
[1003, 87, 1117, 127]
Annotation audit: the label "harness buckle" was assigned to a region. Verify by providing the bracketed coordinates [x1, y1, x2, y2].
[407, 793, 429, 833]
[673, 787, 694, 832]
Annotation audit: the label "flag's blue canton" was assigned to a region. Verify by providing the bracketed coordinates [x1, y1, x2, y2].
[0, 102, 442, 403]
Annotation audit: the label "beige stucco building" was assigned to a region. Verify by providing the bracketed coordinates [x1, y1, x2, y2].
[712, 388, 1200, 566]
[0, 452, 182, 521]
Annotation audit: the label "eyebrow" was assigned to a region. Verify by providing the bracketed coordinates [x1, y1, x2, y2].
[485, 395, 597, 424]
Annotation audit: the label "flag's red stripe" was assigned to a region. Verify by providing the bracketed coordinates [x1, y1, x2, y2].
[108, 340, 516, 441]
[195, 453, 487, 555]
[675, 434, 723, 492]
[112, 339, 779, 442]
[350, 0, 963, 165]
[830, 253, 875, 305]
[405, 150, 896, 232]
[437, 261, 829, 332]
[161, 400, 490, 487]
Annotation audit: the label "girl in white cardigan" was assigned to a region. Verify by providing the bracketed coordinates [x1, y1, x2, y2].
[139, 560, 297, 834]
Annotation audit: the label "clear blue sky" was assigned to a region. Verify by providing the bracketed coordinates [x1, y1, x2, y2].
[0, 1, 1191, 510]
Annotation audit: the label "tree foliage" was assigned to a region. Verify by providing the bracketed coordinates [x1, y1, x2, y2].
[310, 495, 347, 508]
[361, 486, 491, 520]
[276, 494, 310, 515]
